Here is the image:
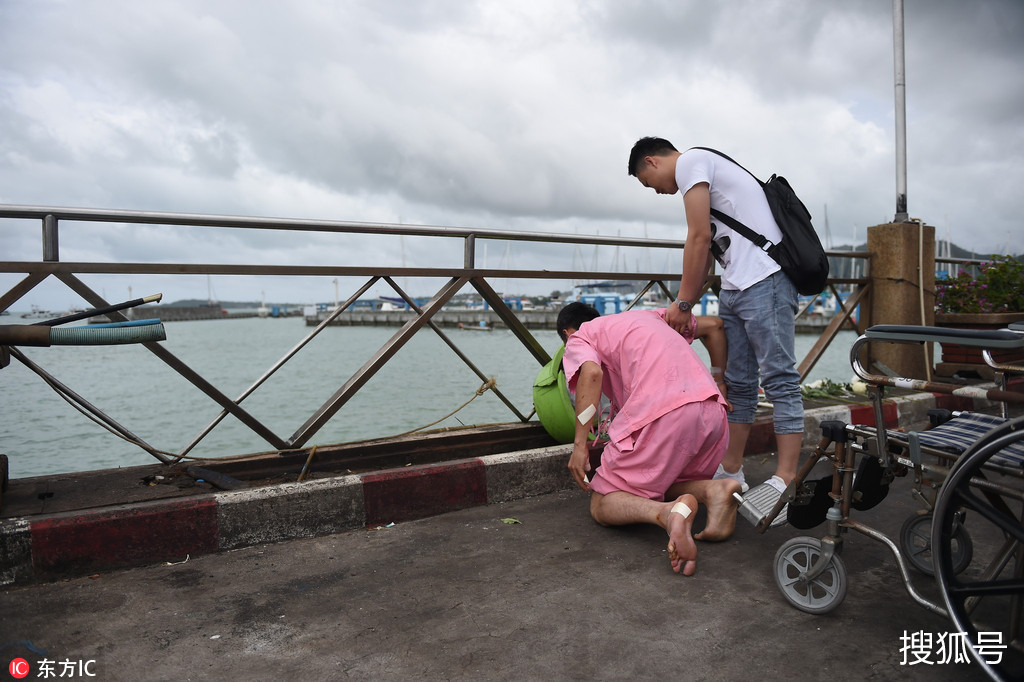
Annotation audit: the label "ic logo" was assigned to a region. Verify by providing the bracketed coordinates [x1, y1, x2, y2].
[8, 658, 30, 679]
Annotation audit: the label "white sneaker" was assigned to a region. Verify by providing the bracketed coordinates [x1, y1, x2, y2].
[713, 463, 749, 493]
[743, 475, 789, 527]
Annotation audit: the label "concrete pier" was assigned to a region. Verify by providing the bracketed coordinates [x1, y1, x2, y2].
[2, 387, 1015, 680]
[0, 450, 987, 681]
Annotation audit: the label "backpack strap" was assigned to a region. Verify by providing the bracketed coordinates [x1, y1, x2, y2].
[687, 147, 774, 252]
[690, 147, 765, 187]
[709, 207, 773, 251]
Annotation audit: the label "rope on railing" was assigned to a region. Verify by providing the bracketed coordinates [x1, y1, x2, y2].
[389, 377, 499, 438]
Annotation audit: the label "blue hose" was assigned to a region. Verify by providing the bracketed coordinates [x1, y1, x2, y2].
[49, 321, 166, 345]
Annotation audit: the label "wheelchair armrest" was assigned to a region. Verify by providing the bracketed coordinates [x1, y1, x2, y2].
[864, 324, 1024, 349]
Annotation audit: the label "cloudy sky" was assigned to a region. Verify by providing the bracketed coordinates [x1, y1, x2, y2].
[1, 0, 1022, 310]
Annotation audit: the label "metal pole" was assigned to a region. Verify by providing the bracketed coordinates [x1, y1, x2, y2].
[893, 0, 909, 222]
[43, 214, 59, 261]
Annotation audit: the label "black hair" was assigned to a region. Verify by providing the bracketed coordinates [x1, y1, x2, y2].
[556, 302, 600, 342]
[627, 136, 678, 176]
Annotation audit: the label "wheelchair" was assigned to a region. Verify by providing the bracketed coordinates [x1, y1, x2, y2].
[735, 323, 1024, 680]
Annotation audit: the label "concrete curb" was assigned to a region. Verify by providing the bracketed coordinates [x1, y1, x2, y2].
[0, 389, 1000, 586]
[0, 445, 574, 587]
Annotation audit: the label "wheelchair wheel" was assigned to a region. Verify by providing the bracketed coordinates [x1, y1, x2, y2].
[773, 536, 848, 615]
[899, 512, 973, 577]
[932, 416, 1024, 681]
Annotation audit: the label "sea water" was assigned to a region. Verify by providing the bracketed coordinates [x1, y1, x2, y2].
[1, 315, 859, 479]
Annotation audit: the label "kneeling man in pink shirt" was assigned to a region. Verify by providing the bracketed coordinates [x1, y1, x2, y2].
[558, 302, 741, 576]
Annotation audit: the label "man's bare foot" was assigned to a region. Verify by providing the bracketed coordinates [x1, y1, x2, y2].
[694, 478, 740, 542]
[666, 493, 699, 576]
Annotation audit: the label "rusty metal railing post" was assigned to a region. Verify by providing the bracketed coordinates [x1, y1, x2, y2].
[464, 234, 476, 269]
[42, 214, 59, 261]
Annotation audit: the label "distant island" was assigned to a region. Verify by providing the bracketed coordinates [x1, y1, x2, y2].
[162, 299, 307, 309]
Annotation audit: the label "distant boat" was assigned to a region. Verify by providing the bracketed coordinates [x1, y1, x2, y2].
[21, 305, 54, 319]
[20, 305, 92, 321]
[203, 275, 226, 313]
[572, 281, 672, 315]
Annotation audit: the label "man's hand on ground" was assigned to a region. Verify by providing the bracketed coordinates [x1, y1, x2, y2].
[568, 442, 591, 492]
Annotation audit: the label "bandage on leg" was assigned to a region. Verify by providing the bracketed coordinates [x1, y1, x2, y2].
[670, 500, 692, 519]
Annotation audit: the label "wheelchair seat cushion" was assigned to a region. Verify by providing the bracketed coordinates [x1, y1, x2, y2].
[888, 412, 1024, 468]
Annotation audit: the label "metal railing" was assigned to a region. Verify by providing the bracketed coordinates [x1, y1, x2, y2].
[0, 204, 869, 466]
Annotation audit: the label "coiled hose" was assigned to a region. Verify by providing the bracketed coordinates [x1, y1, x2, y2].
[0, 319, 166, 346]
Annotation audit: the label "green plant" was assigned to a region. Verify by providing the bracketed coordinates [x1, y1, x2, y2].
[935, 256, 1024, 314]
[800, 378, 853, 399]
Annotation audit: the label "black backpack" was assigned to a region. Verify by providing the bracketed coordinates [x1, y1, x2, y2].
[693, 147, 829, 296]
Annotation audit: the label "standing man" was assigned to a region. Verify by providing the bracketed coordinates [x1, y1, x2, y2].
[558, 302, 740, 576]
[627, 137, 803, 523]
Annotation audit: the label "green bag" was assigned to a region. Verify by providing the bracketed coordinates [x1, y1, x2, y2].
[532, 346, 576, 444]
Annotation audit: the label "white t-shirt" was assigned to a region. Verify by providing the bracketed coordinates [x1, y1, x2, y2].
[675, 148, 782, 291]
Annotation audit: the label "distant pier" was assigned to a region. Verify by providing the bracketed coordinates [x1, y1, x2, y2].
[63, 304, 852, 332]
[105, 306, 300, 323]
[119, 306, 257, 322]
[305, 308, 854, 333]
[305, 308, 559, 330]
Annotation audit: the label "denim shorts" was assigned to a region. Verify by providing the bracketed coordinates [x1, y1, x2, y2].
[718, 271, 804, 433]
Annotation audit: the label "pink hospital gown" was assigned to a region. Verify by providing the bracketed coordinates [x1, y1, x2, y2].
[562, 308, 729, 499]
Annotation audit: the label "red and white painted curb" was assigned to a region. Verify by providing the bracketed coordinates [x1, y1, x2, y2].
[0, 446, 573, 586]
[0, 389, 1005, 586]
